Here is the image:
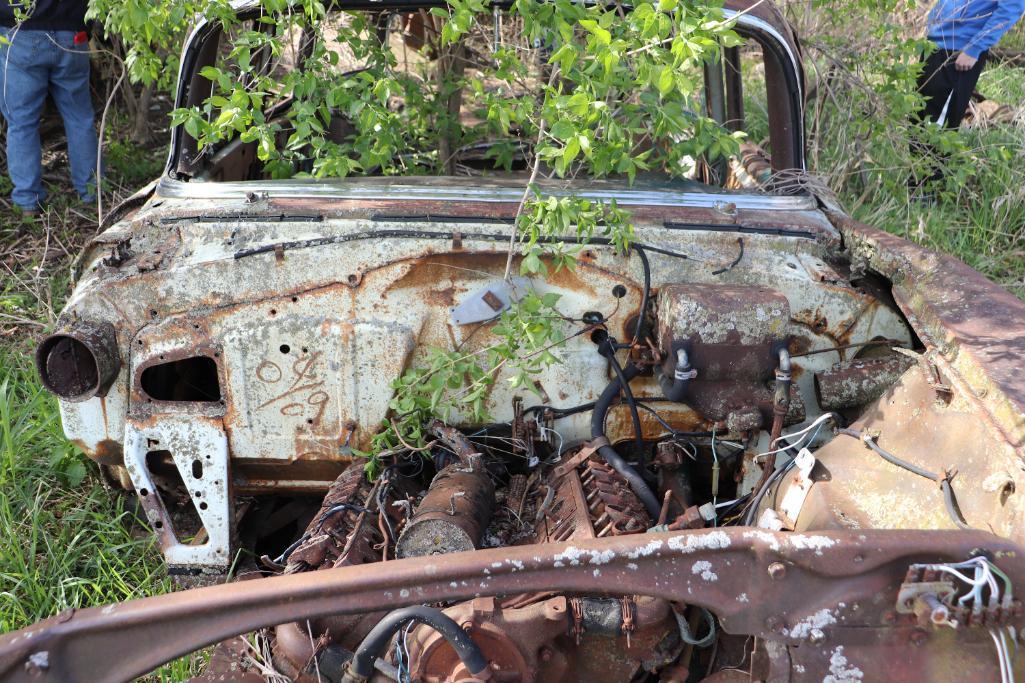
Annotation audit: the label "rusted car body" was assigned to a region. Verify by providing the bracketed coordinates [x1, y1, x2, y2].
[3, 0, 1024, 681]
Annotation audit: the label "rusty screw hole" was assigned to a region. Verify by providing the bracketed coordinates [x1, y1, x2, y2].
[199, 502, 208, 511]
[280, 344, 290, 354]
[269, 309, 277, 316]
[154, 521, 163, 529]
[347, 273, 359, 285]
[139, 488, 148, 497]
[291, 296, 298, 302]
[306, 418, 314, 425]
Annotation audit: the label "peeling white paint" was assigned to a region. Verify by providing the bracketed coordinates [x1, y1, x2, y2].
[790, 534, 837, 555]
[822, 646, 864, 682]
[626, 539, 664, 559]
[691, 560, 718, 581]
[668, 531, 731, 554]
[552, 546, 616, 567]
[742, 529, 781, 551]
[737, 593, 749, 603]
[784, 608, 837, 639]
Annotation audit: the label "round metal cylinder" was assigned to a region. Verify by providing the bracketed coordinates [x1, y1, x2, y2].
[396, 464, 494, 558]
[35, 321, 121, 402]
[814, 355, 915, 411]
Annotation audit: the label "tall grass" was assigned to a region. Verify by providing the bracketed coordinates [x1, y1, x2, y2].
[0, 339, 200, 680]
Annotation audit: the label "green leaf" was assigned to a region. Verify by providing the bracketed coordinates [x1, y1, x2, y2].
[550, 120, 575, 141]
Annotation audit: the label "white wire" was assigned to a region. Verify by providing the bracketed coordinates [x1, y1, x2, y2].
[710, 425, 720, 525]
[917, 557, 1014, 682]
[991, 628, 1010, 683]
[754, 412, 836, 462]
[1002, 627, 1016, 683]
[769, 412, 836, 447]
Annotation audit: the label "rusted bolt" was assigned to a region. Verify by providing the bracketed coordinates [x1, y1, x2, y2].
[909, 629, 928, 646]
[347, 273, 360, 286]
[539, 647, 553, 662]
[765, 616, 783, 633]
[807, 628, 827, 645]
[461, 620, 474, 633]
[767, 562, 786, 580]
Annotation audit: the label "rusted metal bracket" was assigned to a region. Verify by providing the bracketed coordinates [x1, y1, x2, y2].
[0, 529, 1021, 682]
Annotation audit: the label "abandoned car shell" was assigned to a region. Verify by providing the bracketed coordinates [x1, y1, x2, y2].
[3, 0, 1025, 681]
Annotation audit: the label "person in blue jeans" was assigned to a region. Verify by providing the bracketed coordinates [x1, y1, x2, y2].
[0, 0, 97, 215]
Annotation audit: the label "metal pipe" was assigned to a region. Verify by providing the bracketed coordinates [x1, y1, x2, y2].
[814, 355, 915, 411]
[396, 464, 495, 558]
[35, 321, 121, 402]
[753, 348, 792, 495]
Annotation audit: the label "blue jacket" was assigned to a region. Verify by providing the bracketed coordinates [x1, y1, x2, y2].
[928, 0, 1025, 58]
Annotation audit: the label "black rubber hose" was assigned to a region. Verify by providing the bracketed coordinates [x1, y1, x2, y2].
[658, 347, 694, 403]
[630, 245, 650, 345]
[837, 428, 975, 530]
[346, 606, 487, 680]
[837, 428, 940, 481]
[590, 364, 662, 518]
[674, 606, 717, 647]
[941, 479, 973, 530]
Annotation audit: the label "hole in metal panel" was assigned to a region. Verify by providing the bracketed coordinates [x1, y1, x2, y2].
[141, 356, 221, 402]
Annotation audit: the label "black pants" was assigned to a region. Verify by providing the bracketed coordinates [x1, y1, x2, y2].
[916, 48, 989, 128]
[911, 48, 988, 188]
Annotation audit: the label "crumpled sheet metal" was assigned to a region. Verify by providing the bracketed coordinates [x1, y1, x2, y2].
[833, 210, 1025, 451]
[0, 528, 1021, 682]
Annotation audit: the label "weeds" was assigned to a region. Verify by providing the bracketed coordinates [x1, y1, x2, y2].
[0, 2, 1023, 679]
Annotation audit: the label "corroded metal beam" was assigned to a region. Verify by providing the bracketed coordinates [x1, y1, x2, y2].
[0, 528, 1021, 682]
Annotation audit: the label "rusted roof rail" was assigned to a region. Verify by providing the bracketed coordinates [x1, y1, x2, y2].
[0, 529, 1021, 682]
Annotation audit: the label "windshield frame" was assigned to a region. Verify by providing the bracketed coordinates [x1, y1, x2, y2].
[161, 0, 806, 197]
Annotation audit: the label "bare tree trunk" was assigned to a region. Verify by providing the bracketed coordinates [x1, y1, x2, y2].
[435, 40, 466, 175]
[131, 83, 153, 144]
